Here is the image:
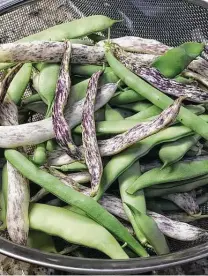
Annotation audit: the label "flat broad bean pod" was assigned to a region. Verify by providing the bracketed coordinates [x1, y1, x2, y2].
[7, 161, 30, 245]
[127, 159, 208, 194]
[7, 63, 32, 105]
[183, 70, 208, 89]
[159, 134, 201, 168]
[145, 174, 208, 198]
[38, 63, 60, 116]
[29, 203, 128, 259]
[148, 211, 208, 241]
[105, 104, 124, 121]
[0, 64, 22, 102]
[119, 161, 169, 254]
[69, 97, 183, 159]
[5, 149, 148, 257]
[115, 101, 152, 112]
[151, 42, 204, 78]
[0, 97, 30, 246]
[110, 89, 145, 105]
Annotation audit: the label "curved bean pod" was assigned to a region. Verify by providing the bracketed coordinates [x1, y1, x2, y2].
[0, 64, 22, 102]
[159, 134, 201, 168]
[97, 36, 170, 54]
[128, 159, 208, 194]
[90, 194, 207, 242]
[82, 70, 104, 195]
[7, 63, 32, 105]
[148, 211, 208, 241]
[29, 203, 129, 259]
[52, 41, 83, 160]
[119, 161, 169, 254]
[97, 97, 183, 156]
[145, 174, 208, 198]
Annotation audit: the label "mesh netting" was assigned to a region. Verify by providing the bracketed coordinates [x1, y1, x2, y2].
[1, 0, 208, 264]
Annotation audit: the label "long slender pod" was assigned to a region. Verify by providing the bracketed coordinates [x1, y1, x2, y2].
[82, 70, 104, 195]
[97, 97, 183, 156]
[52, 41, 83, 160]
[0, 98, 29, 245]
[7, 161, 30, 245]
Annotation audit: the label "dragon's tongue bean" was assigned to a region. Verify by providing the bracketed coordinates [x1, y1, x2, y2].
[52, 41, 83, 160]
[163, 192, 200, 215]
[82, 70, 104, 196]
[97, 97, 184, 156]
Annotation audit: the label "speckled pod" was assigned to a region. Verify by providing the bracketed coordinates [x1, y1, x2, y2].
[52, 41, 83, 160]
[82, 70, 104, 196]
[112, 43, 208, 103]
[97, 97, 184, 156]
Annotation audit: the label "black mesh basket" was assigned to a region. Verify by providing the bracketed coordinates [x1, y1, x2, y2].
[1, 0, 208, 274]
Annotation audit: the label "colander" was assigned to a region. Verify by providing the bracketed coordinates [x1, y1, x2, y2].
[0, 0, 208, 274]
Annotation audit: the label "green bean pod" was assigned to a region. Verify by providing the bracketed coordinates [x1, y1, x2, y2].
[159, 134, 201, 168]
[21, 94, 42, 106]
[46, 139, 57, 152]
[126, 105, 161, 121]
[29, 203, 128, 259]
[152, 42, 205, 78]
[116, 101, 152, 112]
[5, 149, 148, 257]
[27, 230, 57, 253]
[0, 164, 8, 230]
[119, 161, 169, 254]
[105, 104, 123, 121]
[7, 63, 32, 105]
[145, 174, 208, 198]
[52, 162, 87, 172]
[110, 89, 145, 105]
[32, 143, 47, 166]
[128, 159, 208, 194]
[38, 63, 60, 116]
